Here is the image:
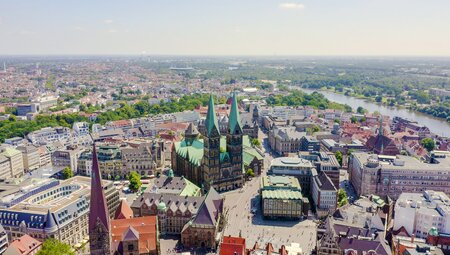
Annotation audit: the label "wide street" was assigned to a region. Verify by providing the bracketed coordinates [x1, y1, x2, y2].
[222, 129, 318, 254]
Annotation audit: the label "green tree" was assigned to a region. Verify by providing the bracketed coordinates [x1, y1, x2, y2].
[251, 138, 261, 147]
[246, 168, 255, 177]
[335, 151, 343, 166]
[36, 239, 75, 255]
[128, 171, 142, 192]
[61, 167, 73, 180]
[338, 189, 348, 207]
[421, 138, 436, 152]
[356, 106, 367, 114]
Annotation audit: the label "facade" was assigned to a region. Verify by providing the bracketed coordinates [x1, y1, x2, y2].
[311, 172, 338, 217]
[121, 141, 165, 177]
[268, 157, 316, 194]
[0, 224, 7, 254]
[97, 144, 122, 179]
[16, 146, 40, 172]
[268, 126, 305, 155]
[300, 151, 341, 189]
[27, 127, 71, 145]
[131, 192, 204, 235]
[0, 176, 119, 246]
[350, 152, 450, 199]
[393, 190, 450, 239]
[73, 122, 90, 136]
[300, 135, 320, 152]
[131, 171, 204, 235]
[181, 187, 224, 249]
[173, 94, 249, 192]
[77, 150, 93, 176]
[260, 176, 305, 219]
[51, 149, 79, 172]
[0, 146, 24, 179]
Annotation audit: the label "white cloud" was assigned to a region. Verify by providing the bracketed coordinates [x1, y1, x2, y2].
[103, 19, 114, 24]
[279, 3, 305, 10]
[108, 28, 118, 33]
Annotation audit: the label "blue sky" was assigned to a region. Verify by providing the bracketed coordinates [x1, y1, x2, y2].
[1, 0, 450, 55]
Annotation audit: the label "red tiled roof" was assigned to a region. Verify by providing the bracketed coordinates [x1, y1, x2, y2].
[114, 199, 134, 219]
[111, 216, 158, 254]
[7, 234, 42, 255]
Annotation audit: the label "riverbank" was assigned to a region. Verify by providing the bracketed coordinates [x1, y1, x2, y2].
[297, 87, 450, 137]
[300, 86, 449, 122]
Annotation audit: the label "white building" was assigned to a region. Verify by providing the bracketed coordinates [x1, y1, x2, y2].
[394, 190, 450, 239]
[27, 127, 72, 145]
[73, 122, 90, 136]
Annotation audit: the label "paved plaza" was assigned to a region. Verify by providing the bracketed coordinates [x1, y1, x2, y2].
[222, 178, 318, 254]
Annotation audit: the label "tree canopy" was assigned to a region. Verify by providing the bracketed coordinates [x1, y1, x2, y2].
[128, 171, 142, 192]
[36, 239, 75, 255]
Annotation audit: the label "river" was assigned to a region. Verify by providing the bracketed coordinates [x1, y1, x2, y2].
[298, 88, 450, 137]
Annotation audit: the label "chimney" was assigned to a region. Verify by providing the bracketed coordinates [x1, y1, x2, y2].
[411, 234, 415, 244]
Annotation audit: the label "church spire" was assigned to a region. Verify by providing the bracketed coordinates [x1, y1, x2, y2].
[229, 91, 242, 134]
[205, 95, 219, 136]
[89, 143, 111, 255]
[379, 117, 384, 137]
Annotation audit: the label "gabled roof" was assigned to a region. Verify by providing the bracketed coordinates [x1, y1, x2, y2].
[205, 95, 220, 136]
[5, 234, 41, 255]
[191, 187, 223, 226]
[115, 200, 134, 219]
[122, 226, 139, 241]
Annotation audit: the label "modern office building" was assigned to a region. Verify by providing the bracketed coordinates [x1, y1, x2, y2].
[350, 152, 450, 199]
[260, 176, 306, 219]
[0, 146, 24, 179]
[394, 190, 450, 239]
[16, 145, 40, 172]
[268, 157, 316, 194]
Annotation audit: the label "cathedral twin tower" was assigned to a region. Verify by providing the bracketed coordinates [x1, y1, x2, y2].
[201, 92, 244, 191]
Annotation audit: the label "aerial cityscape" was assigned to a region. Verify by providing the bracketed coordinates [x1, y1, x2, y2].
[0, 1, 450, 255]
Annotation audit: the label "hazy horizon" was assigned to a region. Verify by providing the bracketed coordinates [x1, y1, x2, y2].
[2, 0, 450, 56]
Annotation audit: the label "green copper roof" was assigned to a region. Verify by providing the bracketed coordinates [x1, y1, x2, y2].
[262, 190, 303, 200]
[179, 178, 201, 197]
[205, 95, 220, 136]
[228, 91, 241, 134]
[429, 227, 438, 236]
[157, 201, 167, 211]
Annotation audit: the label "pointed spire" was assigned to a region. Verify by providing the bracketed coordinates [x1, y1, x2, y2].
[228, 91, 241, 134]
[89, 143, 110, 233]
[205, 95, 220, 136]
[379, 117, 384, 137]
[44, 209, 57, 232]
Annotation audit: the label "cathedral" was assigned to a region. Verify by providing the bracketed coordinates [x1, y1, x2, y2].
[172, 92, 262, 192]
